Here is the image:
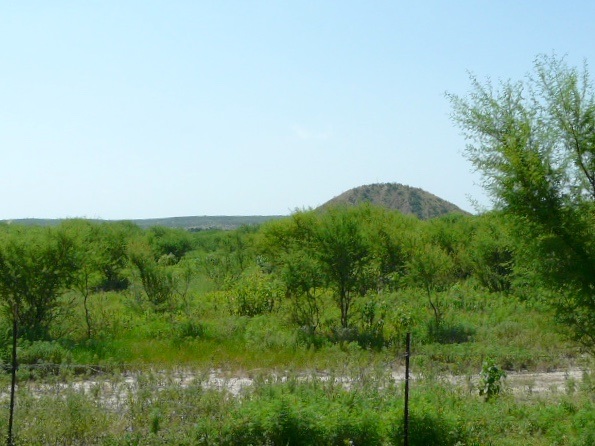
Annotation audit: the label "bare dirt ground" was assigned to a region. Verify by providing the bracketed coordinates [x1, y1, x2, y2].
[434, 367, 587, 395]
[13, 366, 589, 412]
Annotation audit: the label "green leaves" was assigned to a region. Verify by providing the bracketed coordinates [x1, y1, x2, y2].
[262, 205, 389, 330]
[226, 268, 281, 317]
[450, 54, 595, 350]
[478, 357, 507, 401]
[0, 226, 78, 340]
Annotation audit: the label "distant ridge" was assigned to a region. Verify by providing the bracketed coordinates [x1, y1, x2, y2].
[0, 216, 285, 231]
[319, 183, 470, 219]
[126, 215, 285, 230]
[1, 184, 468, 229]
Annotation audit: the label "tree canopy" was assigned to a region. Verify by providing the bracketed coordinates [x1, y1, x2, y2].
[449, 54, 595, 349]
[0, 226, 78, 340]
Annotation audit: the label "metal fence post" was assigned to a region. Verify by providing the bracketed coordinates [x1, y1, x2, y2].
[404, 332, 411, 446]
[7, 309, 18, 446]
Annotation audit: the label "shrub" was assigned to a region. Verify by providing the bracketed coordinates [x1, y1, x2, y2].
[226, 268, 282, 317]
[173, 316, 206, 342]
[222, 391, 384, 446]
[390, 410, 468, 446]
[222, 396, 322, 445]
[147, 226, 194, 260]
[478, 357, 507, 401]
[129, 240, 176, 310]
[19, 340, 70, 363]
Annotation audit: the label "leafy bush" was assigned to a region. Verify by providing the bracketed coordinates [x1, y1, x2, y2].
[222, 389, 384, 445]
[390, 410, 468, 446]
[571, 403, 595, 446]
[172, 316, 206, 343]
[128, 240, 176, 310]
[226, 268, 282, 317]
[147, 226, 194, 260]
[222, 395, 323, 445]
[295, 325, 328, 349]
[478, 357, 507, 401]
[18, 340, 73, 367]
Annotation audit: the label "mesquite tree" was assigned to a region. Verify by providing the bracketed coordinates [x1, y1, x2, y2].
[449, 54, 595, 349]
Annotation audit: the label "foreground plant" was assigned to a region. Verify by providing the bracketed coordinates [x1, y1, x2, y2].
[478, 357, 507, 401]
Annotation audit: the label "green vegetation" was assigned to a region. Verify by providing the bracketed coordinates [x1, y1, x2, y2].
[449, 53, 595, 350]
[0, 55, 593, 444]
[0, 203, 592, 444]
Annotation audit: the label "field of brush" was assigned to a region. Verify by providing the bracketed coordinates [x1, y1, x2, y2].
[0, 209, 593, 445]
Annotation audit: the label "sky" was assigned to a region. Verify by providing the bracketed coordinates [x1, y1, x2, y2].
[1, 1, 594, 220]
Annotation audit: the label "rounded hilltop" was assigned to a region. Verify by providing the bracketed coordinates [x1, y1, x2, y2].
[318, 183, 470, 220]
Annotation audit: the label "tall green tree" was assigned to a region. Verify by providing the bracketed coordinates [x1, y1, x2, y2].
[260, 211, 323, 330]
[426, 214, 475, 281]
[407, 240, 456, 329]
[262, 206, 380, 330]
[95, 221, 138, 292]
[0, 226, 78, 341]
[314, 206, 373, 329]
[449, 54, 595, 348]
[0, 225, 78, 446]
[61, 220, 103, 339]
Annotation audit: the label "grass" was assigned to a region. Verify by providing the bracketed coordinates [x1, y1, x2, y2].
[0, 244, 591, 444]
[0, 363, 593, 445]
[48, 276, 579, 375]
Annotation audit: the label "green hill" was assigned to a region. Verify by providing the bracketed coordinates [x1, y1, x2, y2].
[319, 183, 470, 219]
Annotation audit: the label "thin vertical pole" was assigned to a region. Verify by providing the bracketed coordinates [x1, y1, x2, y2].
[7, 308, 17, 446]
[404, 332, 411, 446]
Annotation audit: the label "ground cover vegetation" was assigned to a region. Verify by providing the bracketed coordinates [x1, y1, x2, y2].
[0, 204, 592, 445]
[0, 54, 593, 444]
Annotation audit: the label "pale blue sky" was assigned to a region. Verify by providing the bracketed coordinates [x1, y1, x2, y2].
[1, 1, 594, 219]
